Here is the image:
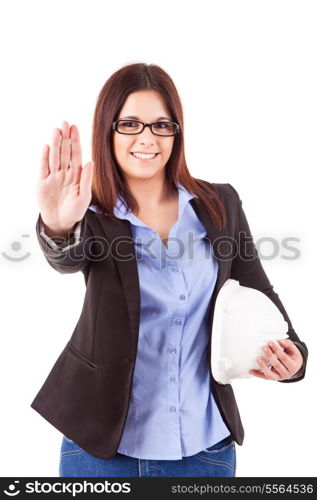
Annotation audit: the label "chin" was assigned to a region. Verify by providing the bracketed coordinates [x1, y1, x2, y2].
[123, 163, 164, 177]
[130, 171, 159, 180]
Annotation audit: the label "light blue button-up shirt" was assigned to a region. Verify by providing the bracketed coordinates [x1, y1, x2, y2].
[89, 183, 231, 460]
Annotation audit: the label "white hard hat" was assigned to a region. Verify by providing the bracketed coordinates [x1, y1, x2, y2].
[211, 279, 289, 385]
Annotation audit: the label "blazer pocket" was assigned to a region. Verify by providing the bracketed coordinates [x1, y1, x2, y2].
[66, 342, 98, 370]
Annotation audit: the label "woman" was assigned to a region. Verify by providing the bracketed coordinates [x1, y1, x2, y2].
[33, 63, 307, 477]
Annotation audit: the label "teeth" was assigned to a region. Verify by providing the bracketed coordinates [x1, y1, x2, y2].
[132, 152, 157, 159]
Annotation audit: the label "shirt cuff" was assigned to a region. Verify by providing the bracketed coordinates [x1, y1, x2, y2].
[39, 219, 83, 252]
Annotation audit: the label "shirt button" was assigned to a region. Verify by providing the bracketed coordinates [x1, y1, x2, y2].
[172, 266, 178, 273]
[169, 376, 176, 383]
[170, 406, 176, 413]
[175, 319, 182, 326]
[179, 294, 186, 300]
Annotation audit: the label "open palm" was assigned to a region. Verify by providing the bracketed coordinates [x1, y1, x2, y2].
[37, 121, 94, 236]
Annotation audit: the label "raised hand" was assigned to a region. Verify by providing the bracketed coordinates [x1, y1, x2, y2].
[36, 121, 94, 238]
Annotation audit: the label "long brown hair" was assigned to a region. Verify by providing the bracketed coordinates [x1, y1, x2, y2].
[91, 62, 227, 229]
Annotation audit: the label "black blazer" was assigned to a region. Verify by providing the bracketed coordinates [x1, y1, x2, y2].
[30, 181, 308, 460]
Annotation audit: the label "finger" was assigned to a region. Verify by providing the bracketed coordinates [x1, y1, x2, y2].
[278, 339, 303, 373]
[249, 369, 267, 379]
[256, 357, 279, 380]
[60, 121, 71, 171]
[263, 342, 292, 375]
[39, 144, 50, 179]
[278, 339, 298, 358]
[69, 124, 82, 184]
[79, 161, 94, 198]
[49, 128, 61, 172]
[267, 354, 289, 379]
[249, 363, 277, 380]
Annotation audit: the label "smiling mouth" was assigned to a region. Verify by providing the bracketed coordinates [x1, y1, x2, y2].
[130, 153, 160, 160]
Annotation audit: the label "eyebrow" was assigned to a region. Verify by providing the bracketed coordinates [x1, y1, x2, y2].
[119, 115, 172, 121]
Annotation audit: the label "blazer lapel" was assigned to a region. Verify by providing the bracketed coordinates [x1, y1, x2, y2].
[96, 216, 141, 343]
[189, 195, 229, 295]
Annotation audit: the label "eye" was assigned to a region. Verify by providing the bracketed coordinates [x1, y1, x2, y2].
[154, 122, 174, 131]
[120, 121, 138, 127]
[153, 122, 169, 129]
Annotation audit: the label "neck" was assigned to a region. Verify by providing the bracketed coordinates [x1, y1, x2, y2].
[127, 175, 177, 211]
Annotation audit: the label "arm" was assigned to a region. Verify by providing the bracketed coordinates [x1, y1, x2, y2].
[227, 183, 308, 383]
[39, 217, 83, 252]
[36, 212, 93, 274]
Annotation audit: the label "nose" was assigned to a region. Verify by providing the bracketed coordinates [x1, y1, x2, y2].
[137, 124, 156, 143]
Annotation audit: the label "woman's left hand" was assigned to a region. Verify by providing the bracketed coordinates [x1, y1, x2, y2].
[249, 338, 304, 381]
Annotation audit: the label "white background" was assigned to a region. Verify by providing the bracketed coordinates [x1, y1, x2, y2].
[0, 0, 316, 477]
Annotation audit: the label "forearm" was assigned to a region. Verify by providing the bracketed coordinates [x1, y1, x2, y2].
[36, 212, 91, 274]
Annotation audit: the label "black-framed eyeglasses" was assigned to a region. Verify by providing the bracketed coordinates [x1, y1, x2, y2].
[112, 120, 180, 137]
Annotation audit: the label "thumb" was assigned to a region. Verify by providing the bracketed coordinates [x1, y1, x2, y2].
[80, 161, 94, 197]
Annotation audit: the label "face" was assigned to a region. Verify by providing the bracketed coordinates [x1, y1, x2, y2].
[112, 90, 175, 183]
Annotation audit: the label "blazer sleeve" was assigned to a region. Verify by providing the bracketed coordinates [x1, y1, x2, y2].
[227, 183, 308, 383]
[39, 219, 83, 251]
[36, 212, 93, 274]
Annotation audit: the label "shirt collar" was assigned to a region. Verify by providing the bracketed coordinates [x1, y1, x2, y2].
[112, 183, 197, 227]
[88, 183, 198, 226]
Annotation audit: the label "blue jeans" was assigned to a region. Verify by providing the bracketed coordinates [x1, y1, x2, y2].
[59, 435, 236, 477]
